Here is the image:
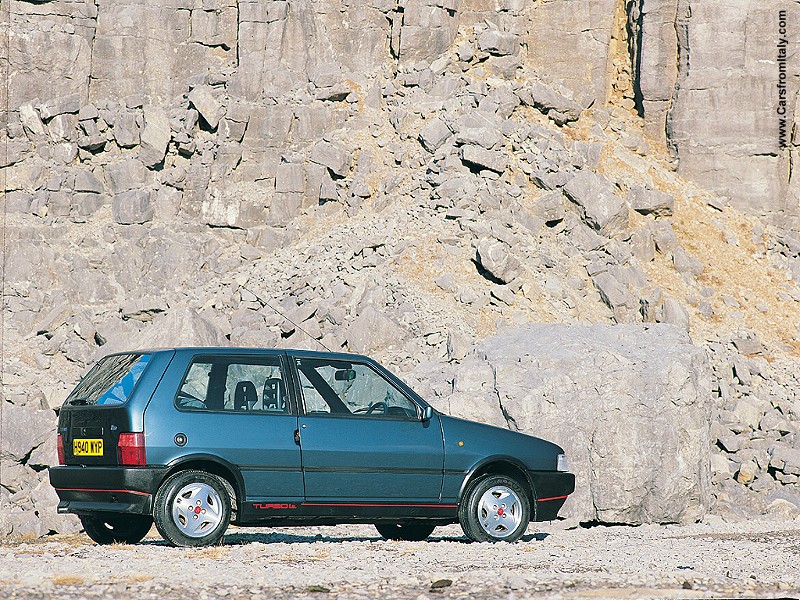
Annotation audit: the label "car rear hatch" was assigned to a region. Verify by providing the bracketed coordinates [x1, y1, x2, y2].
[59, 353, 152, 467]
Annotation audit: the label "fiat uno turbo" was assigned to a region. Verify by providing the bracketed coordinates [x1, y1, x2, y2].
[49, 348, 575, 546]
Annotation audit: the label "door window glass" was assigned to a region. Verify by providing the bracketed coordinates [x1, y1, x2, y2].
[296, 359, 418, 419]
[176, 356, 290, 413]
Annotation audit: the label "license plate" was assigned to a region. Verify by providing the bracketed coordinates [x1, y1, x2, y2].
[73, 438, 103, 456]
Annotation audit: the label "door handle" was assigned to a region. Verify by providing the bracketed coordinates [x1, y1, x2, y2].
[293, 429, 301, 446]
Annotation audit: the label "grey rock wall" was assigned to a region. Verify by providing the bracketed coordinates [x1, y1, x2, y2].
[631, 0, 800, 221]
[5, 0, 796, 224]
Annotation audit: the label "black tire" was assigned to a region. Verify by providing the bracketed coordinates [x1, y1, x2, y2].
[79, 513, 153, 545]
[153, 470, 231, 547]
[459, 474, 530, 543]
[375, 522, 436, 541]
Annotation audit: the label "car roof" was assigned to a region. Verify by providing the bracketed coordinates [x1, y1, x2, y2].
[113, 347, 374, 363]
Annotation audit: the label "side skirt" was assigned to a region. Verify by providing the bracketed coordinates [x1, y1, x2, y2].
[238, 501, 459, 525]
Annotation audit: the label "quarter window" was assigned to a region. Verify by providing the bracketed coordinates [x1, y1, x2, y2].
[296, 358, 418, 419]
[176, 356, 290, 414]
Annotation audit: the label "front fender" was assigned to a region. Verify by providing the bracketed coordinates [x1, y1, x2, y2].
[456, 455, 536, 504]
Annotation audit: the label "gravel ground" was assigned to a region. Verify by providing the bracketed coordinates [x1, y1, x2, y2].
[1, 519, 798, 599]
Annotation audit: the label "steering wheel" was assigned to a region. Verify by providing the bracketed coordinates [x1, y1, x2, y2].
[354, 402, 388, 415]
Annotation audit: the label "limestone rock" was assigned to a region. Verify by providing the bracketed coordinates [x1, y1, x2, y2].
[113, 111, 141, 148]
[455, 126, 502, 150]
[475, 237, 522, 284]
[346, 306, 405, 354]
[70, 193, 106, 221]
[477, 30, 520, 56]
[517, 82, 583, 123]
[112, 190, 154, 225]
[102, 308, 229, 355]
[628, 187, 674, 217]
[74, 169, 104, 194]
[661, 297, 690, 331]
[275, 163, 306, 194]
[311, 140, 352, 177]
[526, 1, 616, 106]
[460, 145, 507, 174]
[771, 446, 800, 476]
[398, 0, 459, 63]
[105, 158, 148, 194]
[673, 247, 703, 276]
[661, 1, 792, 216]
[139, 105, 171, 167]
[38, 94, 81, 120]
[19, 104, 45, 137]
[5, 191, 32, 213]
[650, 221, 679, 254]
[0, 402, 55, 464]
[532, 191, 566, 224]
[188, 85, 223, 129]
[564, 170, 629, 235]
[419, 118, 452, 152]
[592, 271, 638, 323]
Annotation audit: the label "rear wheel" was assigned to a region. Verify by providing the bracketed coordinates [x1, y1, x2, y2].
[375, 522, 436, 541]
[79, 513, 153, 545]
[154, 470, 231, 547]
[459, 474, 530, 543]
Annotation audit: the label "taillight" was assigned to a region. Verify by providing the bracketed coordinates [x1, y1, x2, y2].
[117, 432, 146, 466]
[57, 434, 65, 465]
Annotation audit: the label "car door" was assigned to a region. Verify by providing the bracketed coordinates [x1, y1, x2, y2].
[147, 352, 303, 504]
[293, 356, 444, 503]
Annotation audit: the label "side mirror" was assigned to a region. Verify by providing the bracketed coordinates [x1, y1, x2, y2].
[421, 406, 433, 422]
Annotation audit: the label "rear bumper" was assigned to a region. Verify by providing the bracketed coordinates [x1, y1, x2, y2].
[49, 466, 167, 516]
[528, 471, 575, 521]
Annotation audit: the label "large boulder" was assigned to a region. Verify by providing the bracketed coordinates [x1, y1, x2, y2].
[413, 324, 712, 525]
[0, 402, 55, 464]
[98, 308, 229, 355]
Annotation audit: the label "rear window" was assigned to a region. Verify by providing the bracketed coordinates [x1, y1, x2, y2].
[65, 353, 152, 406]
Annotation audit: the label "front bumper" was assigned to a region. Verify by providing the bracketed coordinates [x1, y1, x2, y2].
[49, 466, 167, 515]
[528, 471, 576, 521]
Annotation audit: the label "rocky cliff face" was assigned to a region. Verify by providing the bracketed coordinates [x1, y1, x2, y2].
[2, 0, 800, 536]
[635, 0, 800, 223]
[4, 0, 798, 220]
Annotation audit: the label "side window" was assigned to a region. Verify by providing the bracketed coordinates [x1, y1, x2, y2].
[176, 356, 290, 414]
[297, 359, 418, 419]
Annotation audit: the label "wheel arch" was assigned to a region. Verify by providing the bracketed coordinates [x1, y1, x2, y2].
[458, 456, 537, 518]
[162, 454, 244, 517]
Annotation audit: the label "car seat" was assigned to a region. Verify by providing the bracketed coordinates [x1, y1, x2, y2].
[234, 381, 258, 411]
[263, 378, 284, 411]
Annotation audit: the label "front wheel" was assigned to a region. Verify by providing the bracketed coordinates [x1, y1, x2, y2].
[375, 522, 436, 541]
[79, 513, 153, 545]
[459, 474, 530, 543]
[153, 470, 231, 547]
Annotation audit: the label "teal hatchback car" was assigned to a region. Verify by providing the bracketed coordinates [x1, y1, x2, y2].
[49, 348, 574, 546]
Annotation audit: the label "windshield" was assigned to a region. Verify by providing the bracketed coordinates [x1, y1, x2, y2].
[65, 353, 152, 406]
